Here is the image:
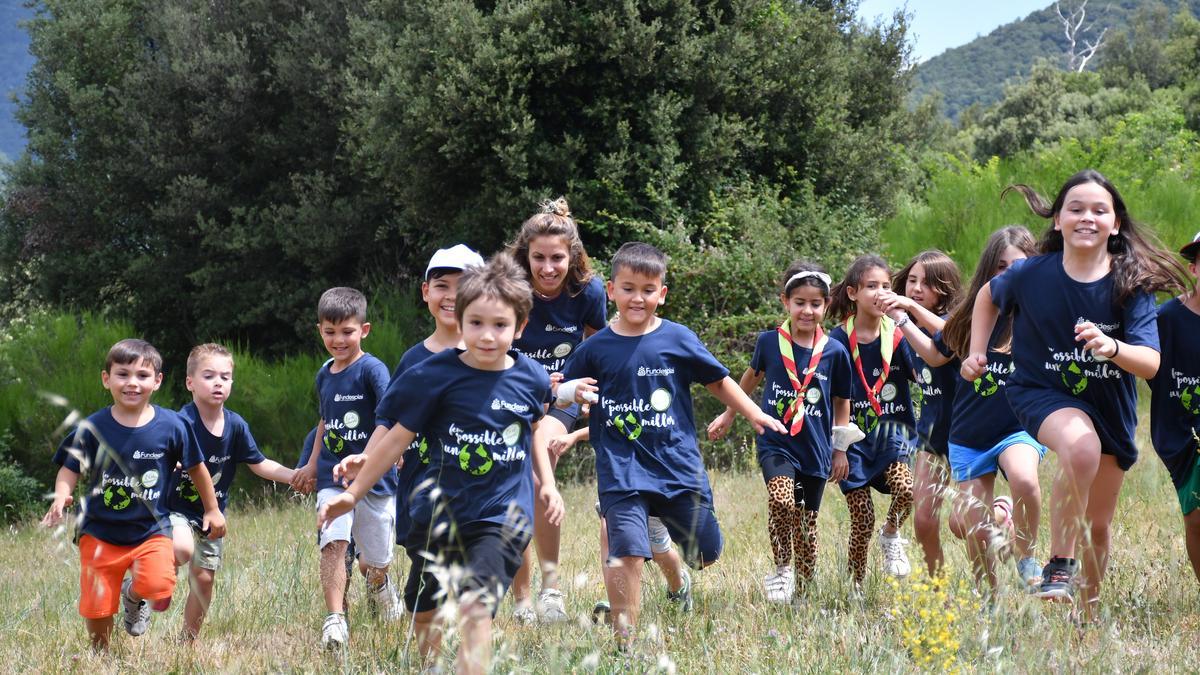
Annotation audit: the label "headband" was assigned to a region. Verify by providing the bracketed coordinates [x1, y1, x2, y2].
[785, 270, 832, 290]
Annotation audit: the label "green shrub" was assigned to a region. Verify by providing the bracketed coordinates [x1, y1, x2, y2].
[0, 432, 41, 523]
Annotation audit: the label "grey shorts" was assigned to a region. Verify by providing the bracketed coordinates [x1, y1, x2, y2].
[169, 512, 225, 571]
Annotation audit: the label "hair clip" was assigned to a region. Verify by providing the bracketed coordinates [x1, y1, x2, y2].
[786, 270, 832, 289]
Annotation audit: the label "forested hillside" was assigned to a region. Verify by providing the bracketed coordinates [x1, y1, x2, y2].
[914, 0, 1200, 118]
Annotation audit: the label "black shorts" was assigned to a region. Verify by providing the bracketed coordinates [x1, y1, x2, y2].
[403, 521, 531, 616]
[760, 453, 828, 512]
[545, 404, 581, 429]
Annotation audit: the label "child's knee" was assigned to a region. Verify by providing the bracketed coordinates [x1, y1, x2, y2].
[1184, 510, 1200, 536]
[191, 567, 215, 592]
[321, 539, 349, 556]
[913, 507, 940, 538]
[948, 510, 970, 540]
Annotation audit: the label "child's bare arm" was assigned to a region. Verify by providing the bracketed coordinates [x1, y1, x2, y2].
[963, 284, 1000, 381]
[705, 376, 787, 435]
[707, 367, 763, 440]
[894, 318, 951, 367]
[291, 419, 323, 493]
[42, 466, 79, 527]
[248, 458, 296, 485]
[531, 419, 564, 526]
[185, 462, 227, 539]
[317, 424, 415, 529]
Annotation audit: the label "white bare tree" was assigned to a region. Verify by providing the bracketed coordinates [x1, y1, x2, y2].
[1055, 0, 1110, 72]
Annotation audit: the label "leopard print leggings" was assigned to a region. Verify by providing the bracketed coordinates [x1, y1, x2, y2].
[765, 476, 820, 585]
[845, 461, 913, 583]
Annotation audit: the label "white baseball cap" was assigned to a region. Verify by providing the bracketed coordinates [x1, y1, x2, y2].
[425, 244, 484, 279]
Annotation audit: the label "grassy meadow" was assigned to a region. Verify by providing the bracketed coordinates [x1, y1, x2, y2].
[5, 416, 1200, 673]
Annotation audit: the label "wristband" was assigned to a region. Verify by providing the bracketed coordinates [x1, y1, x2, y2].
[894, 314, 910, 329]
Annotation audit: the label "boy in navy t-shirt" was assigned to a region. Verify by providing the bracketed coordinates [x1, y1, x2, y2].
[1149, 232, 1200, 583]
[165, 343, 296, 641]
[292, 287, 399, 648]
[41, 339, 225, 650]
[320, 254, 563, 674]
[559, 242, 787, 643]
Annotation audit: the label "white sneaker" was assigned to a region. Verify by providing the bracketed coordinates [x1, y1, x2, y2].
[321, 613, 349, 649]
[368, 577, 403, 622]
[537, 588, 568, 623]
[120, 577, 151, 637]
[878, 529, 911, 578]
[762, 567, 794, 604]
[512, 602, 537, 625]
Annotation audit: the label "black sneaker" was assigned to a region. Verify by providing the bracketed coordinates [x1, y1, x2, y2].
[1035, 557, 1077, 601]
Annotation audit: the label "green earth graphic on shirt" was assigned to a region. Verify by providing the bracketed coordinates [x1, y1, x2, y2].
[459, 443, 493, 476]
[176, 478, 200, 503]
[613, 412, 643, 441]
[855, 406, 879, 434]
[323, 428, 346, 455]
[417, 436, 430, 465]
[775, 397, 792, 418]
[104, 484, 132, 510]
[1061, 361, 1088, 395]
[1181, 384, 1200, 416]
[975, 371, 999, 397]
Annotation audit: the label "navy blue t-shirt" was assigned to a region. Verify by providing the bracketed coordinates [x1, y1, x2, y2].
[166, 403, 265, 524]
[829, 323, 917, 490]
[513, 276, 608, 374]
[1149, 298, 1200, 488]
[561, 319, 730, 511]
[378, 349, 550, 533]
[912, 321, 957, 456]
[375, 341, 441, 544]
[990, 253, 1159, 461]
[53, 405, 204, 546]
[749, 329, 852, 479]
[935, 324, 1023, 449]
[315, 353, 395, 495]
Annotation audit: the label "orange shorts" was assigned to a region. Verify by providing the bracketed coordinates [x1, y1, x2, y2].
[78, 534, 175, 619]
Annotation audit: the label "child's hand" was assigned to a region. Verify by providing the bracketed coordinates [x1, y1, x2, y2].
[291, 463, 316, 494]
[41, 495, 73, 528]
[202, 510, 226, 539]
[318, 493, 356, 530]
[749, 410, 788, 436]
[333, 454, 368, 486]
[829, 450, 849, 483]
[876, 290, 911, 318]
[539, 483, 565, 527]
[555, 378, 599, 407]
[960, 353, 987, 381]
[548, 431, 578, 459]
[706, 410, 735, 440]
[1074, 321, 1118, 360]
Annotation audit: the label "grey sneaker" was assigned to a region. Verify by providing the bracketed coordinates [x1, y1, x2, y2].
[321, 612, 349, 649]
[512, 602, 537, 625]
[537, 588, 568, 623]
[666, 569, 693, 612]
[367, 577, 403, 622]
[1036, 557, 1078, 601]
[120, 577, 151, 637]
[1016, 556, 1043, 592]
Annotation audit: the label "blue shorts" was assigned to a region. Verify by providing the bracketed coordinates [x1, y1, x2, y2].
[949, 430, 1046, 482]
[404, 521, 529, 616]
[603, 491, 722, 568]
[1005, 384, 1138, 470]
[545, 404, 581, 429]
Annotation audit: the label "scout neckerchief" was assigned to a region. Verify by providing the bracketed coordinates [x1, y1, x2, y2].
[777, 319, 827, 435]
[845, 314, 903, 416]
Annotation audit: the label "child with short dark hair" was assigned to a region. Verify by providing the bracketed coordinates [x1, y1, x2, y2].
[292, 286, 399, 648]
[560, 241, 787, 643]
[166, 342, 296, 640]
[1147, 230, 1200, 584]
[41, 339, 225, 649]
[321, 254, 564, 673]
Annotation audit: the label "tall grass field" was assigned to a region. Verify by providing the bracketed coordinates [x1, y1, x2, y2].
[5, 415, 1200, 672]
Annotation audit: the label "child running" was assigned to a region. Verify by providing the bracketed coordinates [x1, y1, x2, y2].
[559, 242, 787, 644]
[166, 343, 296, 641]
[967, 169, 1186, 620]
[321, 254, 563, 674]
[896, 227, 1046, 590]
[41, 339, 225, 649]
[1147, 230, 1200, 584]
[828, 255, 918, 586]
[707, 261, 859, 603]
[878, 250, 961, 576]
[507, 197, 607, 623]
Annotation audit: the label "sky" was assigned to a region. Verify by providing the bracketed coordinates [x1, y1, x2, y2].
[856, 0, 1052, 63]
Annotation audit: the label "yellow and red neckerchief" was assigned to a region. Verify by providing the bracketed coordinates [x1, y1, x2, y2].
[777, 319, 827, 435]
[845, 315, 902, 416]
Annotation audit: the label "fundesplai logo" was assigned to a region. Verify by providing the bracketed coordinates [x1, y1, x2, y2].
[132, 450, 164, 460]
[545, 324, 578, 333]
[637, 365, 675, 377]
[491, 398, 531, 414]
[334, 393, 365, 402]
[1075, 316, 1119, 333]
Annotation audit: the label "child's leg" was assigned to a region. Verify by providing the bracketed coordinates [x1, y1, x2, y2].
[129, 535, 177, 606]
[183, 567, 215, 639]
[170, 514, 195, 568]
[792, 474, 826, 590]
[411, 609, 442, 662]
[77, 535, 126, 649]
[457, 523, 528, 672]
[881, 461, 914, 535]
[765, 475, 796, 569]
[996, 444, 1043, 561]
[532, 415, 567, 592]
[603, 496, 654, 639]
[350, 492, 401, 620]
[949, 476, 997, 586]
[85, 617, 114, 650]
[1078, 454, 1125, 621]
[912, 451, 947, 574]
[844, 488, 875, 584]
[512, 546, 534, 612]
[1036, 408, 1102, 559]
[608, 556, 645, 641]
[1185, 510, 1200, 584]
[650, 546, 686, 592]
[321, 541, 350, 612]
[457, 598, 493, 675]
